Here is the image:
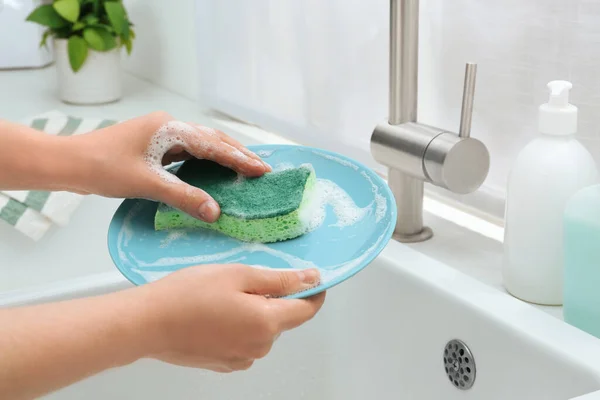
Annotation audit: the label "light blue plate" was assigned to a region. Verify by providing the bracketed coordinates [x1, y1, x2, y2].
[107, 145, 396, 299]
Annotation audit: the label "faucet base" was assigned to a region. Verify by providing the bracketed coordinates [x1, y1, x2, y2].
[393, 226, 433, 243]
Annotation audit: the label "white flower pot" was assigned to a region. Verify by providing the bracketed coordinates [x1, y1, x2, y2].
[54, 38, 122, 105]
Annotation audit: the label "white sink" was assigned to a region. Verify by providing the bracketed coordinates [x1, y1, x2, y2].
[0, 240, 597, 399]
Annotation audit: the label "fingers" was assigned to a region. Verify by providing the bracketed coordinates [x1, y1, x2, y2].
[198, 139, 267, 177]
[269, 292, 327, 332]
[154, 180, 221, 223]
[241, 267, 321, 297]
[186, 123, 270, 176]
[212, 129, 271, 172]
[240, 267, 325, 333]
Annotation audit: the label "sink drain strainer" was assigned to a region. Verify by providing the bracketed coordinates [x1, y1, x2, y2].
[444, 339, 476, 390]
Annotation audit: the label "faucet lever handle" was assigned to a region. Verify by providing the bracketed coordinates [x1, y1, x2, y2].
[459, 63, 477, 138]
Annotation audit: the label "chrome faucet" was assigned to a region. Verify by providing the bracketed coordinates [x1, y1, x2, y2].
[370, 0, 490, 243]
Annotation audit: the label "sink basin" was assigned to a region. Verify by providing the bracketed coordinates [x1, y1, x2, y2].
[3, 239, 600, 399]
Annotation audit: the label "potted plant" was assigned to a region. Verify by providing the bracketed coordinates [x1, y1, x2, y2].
[26, 0, 135, 104]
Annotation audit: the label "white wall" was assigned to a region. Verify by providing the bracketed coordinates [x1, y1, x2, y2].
[120, 0, 600, 219]
[193, 0, 600, 219]
[122, 0, 198, 101]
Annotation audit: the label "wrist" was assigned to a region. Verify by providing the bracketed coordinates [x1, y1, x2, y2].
[13, 134, 95, 193]
[96, 288, 158, 366]
[47, 135, 97, 193]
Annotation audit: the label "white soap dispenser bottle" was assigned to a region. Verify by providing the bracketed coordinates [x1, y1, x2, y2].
[502, 80, 598, 305]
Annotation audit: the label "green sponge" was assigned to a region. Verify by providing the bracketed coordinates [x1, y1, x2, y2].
[154, 159, 317, 243]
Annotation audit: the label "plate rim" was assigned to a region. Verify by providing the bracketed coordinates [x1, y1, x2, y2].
[107, 144, 397, 298]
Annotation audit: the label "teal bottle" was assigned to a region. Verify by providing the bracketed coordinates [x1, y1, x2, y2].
[564, 184, 600, 337]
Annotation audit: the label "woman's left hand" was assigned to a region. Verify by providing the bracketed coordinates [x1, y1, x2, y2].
[70, 111, 270, 222]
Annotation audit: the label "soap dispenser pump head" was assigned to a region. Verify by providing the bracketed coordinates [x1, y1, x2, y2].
[539, 80, 578, 136]
[547, 80, 572, 107]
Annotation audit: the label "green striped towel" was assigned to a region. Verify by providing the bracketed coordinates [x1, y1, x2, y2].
[0, 111, 117, 241]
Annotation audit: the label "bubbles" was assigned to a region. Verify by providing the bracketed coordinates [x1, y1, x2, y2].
[199, 127, 218, 136]
[272, 162, 295, 172]
[159, 230, 188, 248]
[256, 149, 276, 158]
[230, 148, 246, 161]
[312, 151, 359, 171]
[129, 242, 318, 270]
[233, 174, 246, 186]
[144, 121, 196, 183]
[360, 171, 387, 223]
[307, 179, 369, 229]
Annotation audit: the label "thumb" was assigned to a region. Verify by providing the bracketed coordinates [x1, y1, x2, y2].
[155, 180, 221, 223]
[243, 267, 321, 297]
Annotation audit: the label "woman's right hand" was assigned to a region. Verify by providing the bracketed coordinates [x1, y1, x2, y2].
[135, 264, 325, 372]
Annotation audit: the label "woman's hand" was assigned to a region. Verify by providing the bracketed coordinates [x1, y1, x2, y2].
[70, 111, 271, 222]
[138, 265, 324, 372]
[0, 265, 324, 399]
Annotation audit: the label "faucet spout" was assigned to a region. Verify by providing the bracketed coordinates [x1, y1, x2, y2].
[387, 0, 432, 242]
[371, 0, 490, 243]
[389, 0, 419, 125]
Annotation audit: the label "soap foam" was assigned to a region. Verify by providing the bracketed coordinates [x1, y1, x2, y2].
[144, 121, 258, 184]
[312, 151, 359, 171]
[144, 121, 195, 184]
[131, 242, 318, 270]
[360, 171, 387, 223]
[272, 162, 295, 172]
[256, 149, 276, 158]
[299, 179, 369, 231]
[198, 126, 218, 136]
[159, 230, 188, 248]
[131, 229, 390, 286]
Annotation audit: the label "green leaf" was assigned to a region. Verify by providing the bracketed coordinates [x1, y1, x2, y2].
[53, 0, 80, 23]
[83, 15, 99, 25]
[39, 29, 52, 48]
[104, 1, 126, 35]
[26, 5, 68, 29]
[91, 23, 115, 33]
[130, 29, 135, 39]
[121, 22, 130, 41]
[67, 36, 88, 72]
[83, 27, 104, 50]
[72, 21, 85, 31]
[122, 37, 132, 55]
[83, 27, 117, 51]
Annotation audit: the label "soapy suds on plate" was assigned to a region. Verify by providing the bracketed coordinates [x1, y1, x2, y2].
[130, 242, 318, 270]
[300, 179, 370, 231]
[272, 162, 295, 172]
[311, 151, 359, 171]
[256, 149, 276, 158]
[118, 152, 391, 285]
[159, 230, 188, 248]
[360, 171, 387, 223]
[130, 230, 387, 285]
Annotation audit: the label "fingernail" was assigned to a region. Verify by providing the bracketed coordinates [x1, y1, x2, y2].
[262, 161, 272, 171]
[299, 269, 320, 285]
[198, 200, 219, 222]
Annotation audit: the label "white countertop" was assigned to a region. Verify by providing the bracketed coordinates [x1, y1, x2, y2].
[0, 66, 562, 320]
